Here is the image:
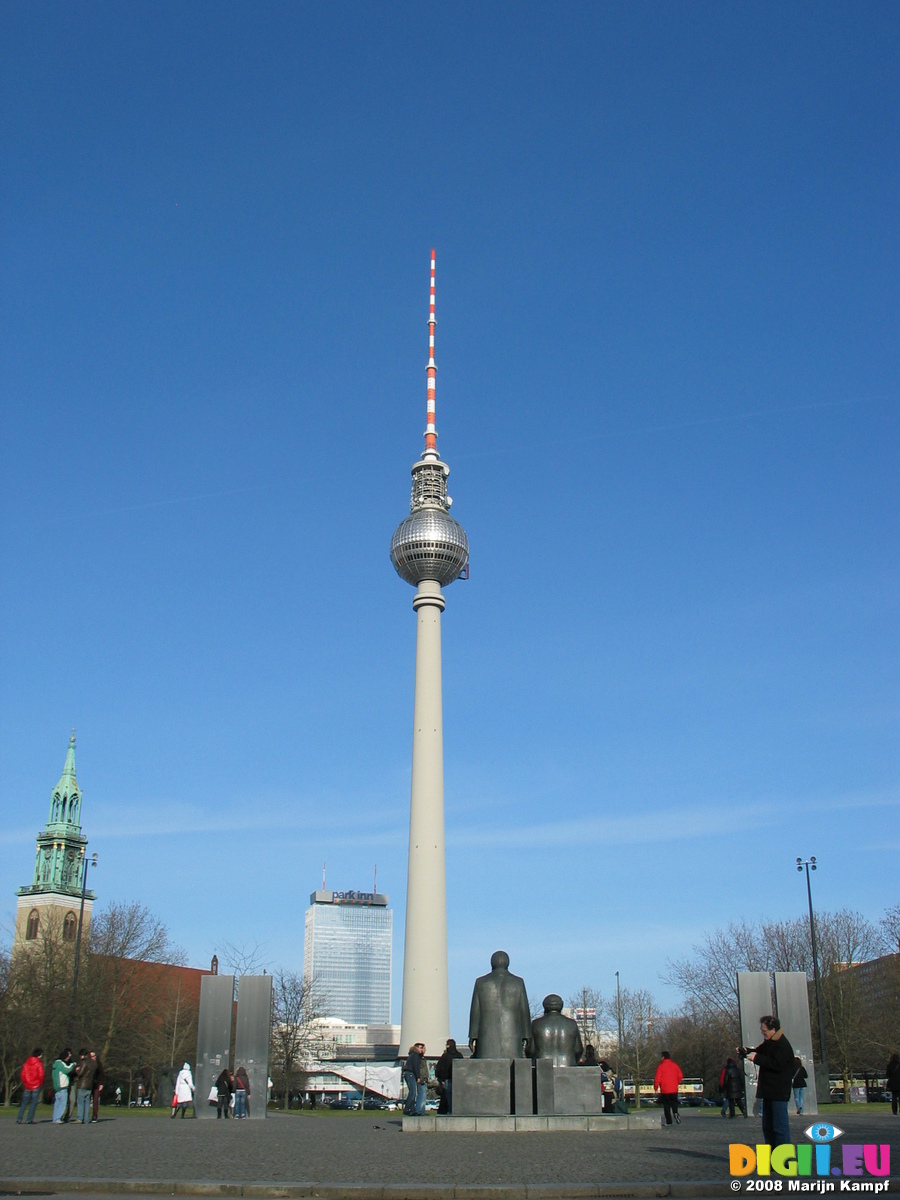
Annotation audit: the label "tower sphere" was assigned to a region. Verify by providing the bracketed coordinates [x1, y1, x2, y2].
[391, 504, 469, 587]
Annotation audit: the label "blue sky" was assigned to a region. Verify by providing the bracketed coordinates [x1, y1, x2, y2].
[1, 1, 897, 1038]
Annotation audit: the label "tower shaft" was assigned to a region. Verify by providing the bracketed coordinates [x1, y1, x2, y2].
[399, 579, 450, 1051]
[392, 252, 468, 1053]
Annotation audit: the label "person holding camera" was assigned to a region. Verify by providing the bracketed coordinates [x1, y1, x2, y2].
[740, 1015, 794, 1149]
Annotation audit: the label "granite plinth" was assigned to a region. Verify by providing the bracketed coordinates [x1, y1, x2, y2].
[533, 1063, 608, 1115]
[512, 1059, 534, 1116]
[552, 1067, 606, 1115]
[452, 1058, 513, 1116]
[535, 1059, 554, 1116]
[402, 1113, 660, 1132]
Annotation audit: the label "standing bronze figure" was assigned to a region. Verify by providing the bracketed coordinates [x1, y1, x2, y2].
[468, 951, 531, 1059]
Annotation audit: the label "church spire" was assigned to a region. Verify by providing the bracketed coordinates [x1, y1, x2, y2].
[48, 732, 82, 829]
[14, 733, 94, 949]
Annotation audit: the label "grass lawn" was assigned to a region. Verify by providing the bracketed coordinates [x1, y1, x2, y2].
[0, 1101, 174, 1119]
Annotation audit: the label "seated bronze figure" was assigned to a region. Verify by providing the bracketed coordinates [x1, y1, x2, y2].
[529, 993, 584, 1066]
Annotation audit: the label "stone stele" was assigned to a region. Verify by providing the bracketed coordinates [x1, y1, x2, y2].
[452, 1058, 513, 1116]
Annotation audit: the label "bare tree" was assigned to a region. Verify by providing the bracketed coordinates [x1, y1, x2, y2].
[0, 944, 18, 1106]
[567, 985, 602, 1053]
[271, 969, 322, 1108]
[881, 905, 900, 953]
[665, 907, 897, 1098]
[84, 902, 185, 1061]
[609, 987, 660, 1108]
[816, 909, 882, 1100]
[216, 940, 268, 1000]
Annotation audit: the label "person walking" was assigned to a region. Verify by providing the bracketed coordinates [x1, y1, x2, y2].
[402, 1044, 424, 1116]
[886, 1052, 900, 1116]
[723, 1057, 747, 1118]
[51, 1049, 75, 1124]
[434, 1038, 463, 1114]
[16, 1048, 45, 1124]
[74, 1048, 97, 1124]
[215, 1068, 233, 1118]
[719, 1062, 729, 1117]
[234, 1065, 250, 1118]
[653, 1050, 683, 1126]
[791, 1057, 808, 1115]
[172, 1061, 195, 1118]
[91, 1053, 105, 1121]
[741, 1014, 794, 1149]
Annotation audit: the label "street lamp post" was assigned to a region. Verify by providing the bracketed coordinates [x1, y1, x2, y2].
[797, 856, 829, 1095]
[70, 849, 98, 1035]
[615, 970, 623, 1075]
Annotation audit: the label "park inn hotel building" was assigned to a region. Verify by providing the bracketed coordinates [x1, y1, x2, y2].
[303, 889, 392, 1025]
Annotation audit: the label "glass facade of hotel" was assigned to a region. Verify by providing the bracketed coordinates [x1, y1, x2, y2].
[303, 890, 392, 1024]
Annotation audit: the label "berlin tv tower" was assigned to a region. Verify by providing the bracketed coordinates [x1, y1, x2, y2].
[391, 251, 469, 1052]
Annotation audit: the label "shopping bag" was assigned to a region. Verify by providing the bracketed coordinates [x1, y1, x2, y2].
[208, 1085, 218, 1105]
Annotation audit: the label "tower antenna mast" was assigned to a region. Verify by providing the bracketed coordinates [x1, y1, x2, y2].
[425, 249, 438, 458]
[391, 251, 469, 1052]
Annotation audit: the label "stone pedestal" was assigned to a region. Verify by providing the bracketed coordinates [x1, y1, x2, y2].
[534, 1061, 606, 1115]
[535, 1059, 555, 1115]
[453, 1058, 512, 1116]
[552, 1066, 606, 1115]
[512, 1059, 534, 1115]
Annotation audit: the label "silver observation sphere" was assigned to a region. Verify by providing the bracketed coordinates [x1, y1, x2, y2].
[391, 457, 469, 587]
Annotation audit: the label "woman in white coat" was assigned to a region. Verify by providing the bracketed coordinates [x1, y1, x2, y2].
[171, 1062, 195, 1118]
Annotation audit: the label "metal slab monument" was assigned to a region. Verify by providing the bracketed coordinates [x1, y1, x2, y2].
[737, 970, 773, 1115]
[195, 974, 235, 1120]
[234, 973, 273, 1119]
[774, 970, 818, 1114]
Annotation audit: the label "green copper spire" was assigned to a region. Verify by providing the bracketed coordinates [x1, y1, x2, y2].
[48, 731, 82, 829]
[18, 733, 92, 901]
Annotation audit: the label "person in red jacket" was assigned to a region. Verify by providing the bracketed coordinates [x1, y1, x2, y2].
[17, 1048, 45, 1124]
[653, 1050, 684, 1126]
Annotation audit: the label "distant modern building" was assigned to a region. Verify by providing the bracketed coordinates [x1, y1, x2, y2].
[14, 734, 95, 951]
[303, 889, 392, 1024]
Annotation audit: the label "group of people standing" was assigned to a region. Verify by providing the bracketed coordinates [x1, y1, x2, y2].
[16, 1047, 105, 1125]
[403, 1038, 467, 1115]
[170, 1061, 251, 1118]
[401, 1041, 431, 1115]
[212, 1065, 252, 1118]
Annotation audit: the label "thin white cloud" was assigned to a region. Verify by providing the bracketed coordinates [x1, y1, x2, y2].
[446, 788, 899, 852]
[7, 786, 892, 854]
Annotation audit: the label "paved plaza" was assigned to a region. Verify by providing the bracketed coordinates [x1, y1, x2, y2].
[0, 1109, 897, 1197]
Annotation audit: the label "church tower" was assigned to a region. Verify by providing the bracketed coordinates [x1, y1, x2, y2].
[14, 734, 95, 950]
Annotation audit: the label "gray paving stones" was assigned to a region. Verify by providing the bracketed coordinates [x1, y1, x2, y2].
[0, 1108, 895, 1196]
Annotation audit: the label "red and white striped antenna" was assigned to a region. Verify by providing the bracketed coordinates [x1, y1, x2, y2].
[425, 249, 438, 457]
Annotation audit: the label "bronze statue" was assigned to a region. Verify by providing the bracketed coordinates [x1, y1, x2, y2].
[468, 951, 531, 1059]
[529, 994, 583, 1066]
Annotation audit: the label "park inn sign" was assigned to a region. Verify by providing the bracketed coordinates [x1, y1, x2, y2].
[311, 889, 389, 907]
